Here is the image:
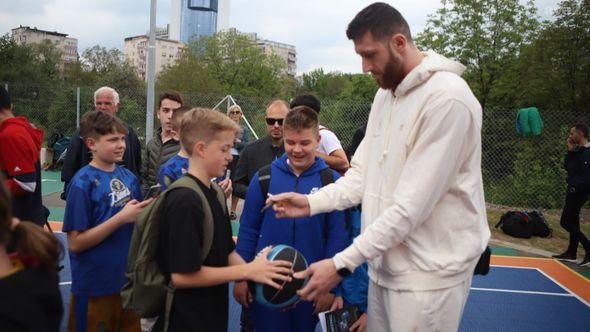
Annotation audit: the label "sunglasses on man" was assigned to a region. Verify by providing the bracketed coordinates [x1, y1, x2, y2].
[265, 117, 284, 126]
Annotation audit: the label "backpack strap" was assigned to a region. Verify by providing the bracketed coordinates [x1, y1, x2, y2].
[259, 165, 333, 199]
[319, 167, 334, 187]
[258, 164, 272, 199]
[211, 182, 228, 216]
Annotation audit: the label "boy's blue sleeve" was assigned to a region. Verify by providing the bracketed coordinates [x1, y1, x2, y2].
[63, 182, 93, 232]
[131, 175, 143, 201]
[340, 263, 369, 312]
[324, 172, 350, 259]
[235, 172, 265, 262]
[358, 264, 369, 312]
[324, 171, 351, 297]
[326, 208, 348, 298]
[158, 166, 168, 191]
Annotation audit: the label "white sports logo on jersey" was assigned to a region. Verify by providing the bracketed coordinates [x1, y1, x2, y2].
[109, 178, 131, 207]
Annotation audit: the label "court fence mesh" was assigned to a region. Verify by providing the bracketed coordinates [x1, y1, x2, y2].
[4, 82, 587, 211]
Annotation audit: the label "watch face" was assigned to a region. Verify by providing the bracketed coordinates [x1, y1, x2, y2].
[338, 268, 351, 277]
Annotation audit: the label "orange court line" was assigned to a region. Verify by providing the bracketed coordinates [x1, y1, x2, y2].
[47, 221, 63, 232]
[491, 255, 590, 305]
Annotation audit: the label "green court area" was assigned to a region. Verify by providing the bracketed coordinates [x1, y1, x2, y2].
[42, 170, 65, 222]
[42, 170, 63, 196]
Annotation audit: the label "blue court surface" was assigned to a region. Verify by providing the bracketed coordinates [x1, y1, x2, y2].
[55, 233, 590, 331]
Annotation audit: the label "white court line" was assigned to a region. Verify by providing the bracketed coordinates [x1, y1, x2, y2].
[59, 281, 72, 286]
[489, 264, 536, 270]
[470, 287, 574, 297]
[485, 265, 590, 308]
[41, 179, 57, 182]
[536, 267, 590, 308]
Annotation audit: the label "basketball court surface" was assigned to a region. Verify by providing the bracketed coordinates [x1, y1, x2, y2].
[44, 171, 590, 331]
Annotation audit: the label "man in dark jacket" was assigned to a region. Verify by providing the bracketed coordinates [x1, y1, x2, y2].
[553, 124, 590, 266]
[232, 100, 288, 205]
[141, 91, 182, 192]
[61, 86, 142, 198]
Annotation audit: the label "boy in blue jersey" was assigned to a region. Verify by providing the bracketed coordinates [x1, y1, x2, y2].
[234, 106, 350, 332]
[158, 106, 191, 190]
[63, 110, 152, 332]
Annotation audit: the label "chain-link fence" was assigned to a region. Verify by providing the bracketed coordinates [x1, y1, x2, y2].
[3, 82, 584, 210]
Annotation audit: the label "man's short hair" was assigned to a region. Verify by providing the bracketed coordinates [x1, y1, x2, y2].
[158, 91, 183, 109]
[573, 123, 588, 138]
[290, 94, 321, 114]
[94, 86, 120, 105]
[180, 108, 241, 155]
[346, 2, 412, 42]
[285, 106, 319, 133]
[0, 86, 10, 112]
[80, 110, 128, 140]
[171, 106, 192, 132]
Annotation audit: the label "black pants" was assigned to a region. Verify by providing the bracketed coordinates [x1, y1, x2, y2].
[560, 188, 590, 254]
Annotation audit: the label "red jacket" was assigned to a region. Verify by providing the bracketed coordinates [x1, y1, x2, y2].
[0, 116, 45, 225]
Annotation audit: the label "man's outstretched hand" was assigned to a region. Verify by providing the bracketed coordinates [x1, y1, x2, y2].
[293, 258, 342, 302]
[267, 192, 311, 218]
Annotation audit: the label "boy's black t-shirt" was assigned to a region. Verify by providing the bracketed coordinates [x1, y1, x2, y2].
[156, 174, 235, 332]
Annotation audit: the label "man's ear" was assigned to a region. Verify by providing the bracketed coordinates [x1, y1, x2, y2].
[85, 137, 96, 152]
[389, 33, 408, 53]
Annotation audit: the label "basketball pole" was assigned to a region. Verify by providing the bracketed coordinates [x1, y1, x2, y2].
[146, 0, 157, 142]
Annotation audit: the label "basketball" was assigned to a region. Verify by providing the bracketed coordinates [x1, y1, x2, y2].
[248, 245, 309, 309]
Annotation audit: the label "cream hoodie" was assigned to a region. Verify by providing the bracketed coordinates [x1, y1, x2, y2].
[308, 50, 491, 291]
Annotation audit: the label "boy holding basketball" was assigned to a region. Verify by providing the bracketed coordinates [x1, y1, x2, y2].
[153, 108, 292, 332]
[235, 106, 349, 332]
[63, 111, 152, 331]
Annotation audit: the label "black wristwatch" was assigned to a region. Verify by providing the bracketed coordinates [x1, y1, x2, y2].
[337, 267, 352, 278]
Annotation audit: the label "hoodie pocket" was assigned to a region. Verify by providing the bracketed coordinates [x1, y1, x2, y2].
[382, 240, 412, 275]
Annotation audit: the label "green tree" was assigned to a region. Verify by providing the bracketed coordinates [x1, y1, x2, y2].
[512, 0, 590, 113]
[193, 29, 292, 97]
[81, 45, 144, 91]
[298, 69, 350, 99]
[415, 0, 539, 110]
[156, 49, 221, 94]
[0, 34, 61, 85]
[338, 74, 378, 103]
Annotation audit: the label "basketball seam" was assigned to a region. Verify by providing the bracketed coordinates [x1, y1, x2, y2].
[267, 249, 298, 304]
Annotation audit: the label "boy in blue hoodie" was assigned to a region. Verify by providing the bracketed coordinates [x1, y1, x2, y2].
[235, 106, 349, 332]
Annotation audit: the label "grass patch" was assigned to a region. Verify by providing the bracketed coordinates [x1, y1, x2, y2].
[487, 206, 590, 254]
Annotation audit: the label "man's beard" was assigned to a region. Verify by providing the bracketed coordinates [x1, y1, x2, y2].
[379, 48, 406, 91]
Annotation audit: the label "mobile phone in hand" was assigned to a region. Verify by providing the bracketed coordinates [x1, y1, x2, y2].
[144, 184, 162, 200]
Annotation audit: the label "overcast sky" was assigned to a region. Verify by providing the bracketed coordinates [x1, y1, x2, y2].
[0, 0, 560, 75]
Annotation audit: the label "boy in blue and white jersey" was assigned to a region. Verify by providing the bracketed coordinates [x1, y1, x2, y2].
[63, 110, 152, 331]
[158, 106, 190, 190]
